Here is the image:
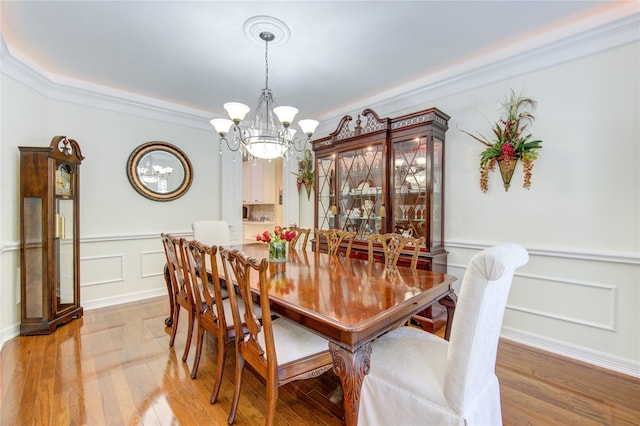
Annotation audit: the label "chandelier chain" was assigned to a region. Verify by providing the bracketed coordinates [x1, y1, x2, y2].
[264, 37, 269, 89]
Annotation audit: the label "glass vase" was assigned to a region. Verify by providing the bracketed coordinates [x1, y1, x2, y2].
[268, 240, 287, 263]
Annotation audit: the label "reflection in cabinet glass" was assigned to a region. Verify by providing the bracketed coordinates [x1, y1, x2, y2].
[313, 108, 449, 272]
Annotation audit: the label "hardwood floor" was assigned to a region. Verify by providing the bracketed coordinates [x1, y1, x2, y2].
[1, 296, 638, 425]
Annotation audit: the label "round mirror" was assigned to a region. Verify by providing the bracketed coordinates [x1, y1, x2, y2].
[127, 141, 193, 201]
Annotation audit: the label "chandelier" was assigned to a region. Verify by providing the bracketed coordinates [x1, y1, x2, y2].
[210, 31, 318, 160]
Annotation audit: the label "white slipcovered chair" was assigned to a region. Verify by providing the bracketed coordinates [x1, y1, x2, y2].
[192, 220, 230, 247]
[358, 243, 529, 426]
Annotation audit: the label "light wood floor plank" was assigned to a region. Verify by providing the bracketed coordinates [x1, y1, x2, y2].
[2, 296, 638, 425]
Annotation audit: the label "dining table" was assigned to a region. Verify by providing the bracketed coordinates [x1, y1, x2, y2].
[215, 242, 457, 426]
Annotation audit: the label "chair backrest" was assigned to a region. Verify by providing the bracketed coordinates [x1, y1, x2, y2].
[289, 227, 311, 251]
[444, 244, 528, 413]
[161, 233, 185, 297]
[220, 247, 276, 369]
[182, 239, 226, 327]
[315, 228, 356, 257]
[367, 233, 425, 269]
[192, 220, 230, 246]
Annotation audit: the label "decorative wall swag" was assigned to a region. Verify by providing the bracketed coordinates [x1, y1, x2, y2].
[463, 90, 543, 192]
[292, 149, 315, 200]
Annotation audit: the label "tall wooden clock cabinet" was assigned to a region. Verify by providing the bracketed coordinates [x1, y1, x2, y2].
[19, 136, 84, 335]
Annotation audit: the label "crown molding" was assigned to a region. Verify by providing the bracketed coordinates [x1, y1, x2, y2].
[0, 34, 212, 130]
[2, 7, 639, 134]
[315, 7, 640, 135]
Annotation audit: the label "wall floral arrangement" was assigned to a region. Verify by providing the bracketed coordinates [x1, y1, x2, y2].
[292, 149, 315, 200]
[463, 90, 543, 192]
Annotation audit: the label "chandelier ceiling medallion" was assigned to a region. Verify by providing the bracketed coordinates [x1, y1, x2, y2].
[210, 16, 318, 160]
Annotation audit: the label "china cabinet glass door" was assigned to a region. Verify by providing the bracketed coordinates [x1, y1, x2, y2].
[392, 137, 428, 241]
[316, 155, 336, 230]
[337, 144, 385, 240]
[431, 138, 444, 250]
[391, 135, 444, 252]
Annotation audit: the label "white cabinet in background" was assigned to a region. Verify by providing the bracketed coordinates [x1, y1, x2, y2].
[243, 159, 275, 204]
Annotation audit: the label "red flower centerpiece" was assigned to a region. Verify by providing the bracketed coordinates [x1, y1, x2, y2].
[256, 225, 297, 263]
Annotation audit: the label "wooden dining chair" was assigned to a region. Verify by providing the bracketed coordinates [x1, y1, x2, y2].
[160, 233, 195, 363]
[289, 226, 311, 251]
[220, 247, 334, 426]
[366, 232, 425, 269]
[181, 239, 254, 404]
[358, 244, 529, 426]
[315, 228, 356, 257]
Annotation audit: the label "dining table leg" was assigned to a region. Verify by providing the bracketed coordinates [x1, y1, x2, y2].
[329, 341, 373, 426]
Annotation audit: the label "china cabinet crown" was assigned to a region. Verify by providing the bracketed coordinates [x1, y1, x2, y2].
[312, 108, 449, 272]
[19, 136, 84, 335]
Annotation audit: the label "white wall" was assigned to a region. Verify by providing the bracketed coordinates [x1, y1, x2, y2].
[1, 32, 638, 376]
[439, 45, 639, 371]
[0, 74, 223, 342]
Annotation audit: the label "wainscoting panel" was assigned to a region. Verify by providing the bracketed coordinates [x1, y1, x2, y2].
[507, 273, 617, 331]
[445, 242, 639, 377]
[141, 250, 166, 279]
[80, 254, 124, 287]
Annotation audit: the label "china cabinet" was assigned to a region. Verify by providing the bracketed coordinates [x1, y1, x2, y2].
[312, 108, 449, 272]
[19, 136, 84, 335]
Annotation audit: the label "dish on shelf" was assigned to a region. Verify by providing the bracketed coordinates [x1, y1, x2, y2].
[357, 181, 370, 194]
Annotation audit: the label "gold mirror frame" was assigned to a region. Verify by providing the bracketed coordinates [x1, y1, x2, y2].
[127, 141, 193, 202]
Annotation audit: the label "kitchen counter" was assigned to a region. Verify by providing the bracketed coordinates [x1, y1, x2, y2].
[243, 220, 275, 241]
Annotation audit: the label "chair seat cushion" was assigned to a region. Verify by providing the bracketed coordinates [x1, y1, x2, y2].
[258, 318, 329, 365]
[360, 326, 460, 426]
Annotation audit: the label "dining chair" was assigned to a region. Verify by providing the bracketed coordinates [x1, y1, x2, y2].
[181, 239, 255, 404]
[192, 220, 231, 246]
[160, 233, 195, 363]
[289, 226, 311, 251]
[220, 247, 334, 426]
[358, 244, 529, 426]
[366, 232, 425, 269]
[315, 228, 356, 257]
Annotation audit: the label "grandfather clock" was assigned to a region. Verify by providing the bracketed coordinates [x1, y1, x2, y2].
[19, 136, 84, 335]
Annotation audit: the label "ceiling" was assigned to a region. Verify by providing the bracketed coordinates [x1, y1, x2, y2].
[1, 1, 635, 126]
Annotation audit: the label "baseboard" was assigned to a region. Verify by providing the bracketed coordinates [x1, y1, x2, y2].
[0, 288, 167, 352]
[81, 288, 167, 311]
[501, 326, 640, 378]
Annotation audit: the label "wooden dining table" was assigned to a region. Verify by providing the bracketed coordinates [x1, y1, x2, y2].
[217, 243, 457, 426]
